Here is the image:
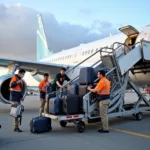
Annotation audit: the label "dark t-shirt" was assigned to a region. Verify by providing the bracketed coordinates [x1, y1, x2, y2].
[51, 73, 70, 91]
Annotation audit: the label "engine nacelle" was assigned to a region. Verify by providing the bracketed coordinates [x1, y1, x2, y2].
[0, 74, 27, 104]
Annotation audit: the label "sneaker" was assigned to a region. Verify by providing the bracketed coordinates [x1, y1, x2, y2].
[14, 128, 22, 132]
[98, 129, 109, 133]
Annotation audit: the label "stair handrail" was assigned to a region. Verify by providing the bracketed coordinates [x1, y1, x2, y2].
[111, 42, 140, 55]
[83, 41, 142, 101]
[63, 46, 116, 88]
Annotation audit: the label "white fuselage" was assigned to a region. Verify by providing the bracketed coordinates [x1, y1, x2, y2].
[39, 33, 126, 66]
[37, 26, 150, 87]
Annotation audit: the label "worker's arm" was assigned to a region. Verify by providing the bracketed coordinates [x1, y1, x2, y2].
[56, 81, 63, 88]
[65, 74, 70, 81]
[88, 81, 104, 93]
[10, 77, 21, 88]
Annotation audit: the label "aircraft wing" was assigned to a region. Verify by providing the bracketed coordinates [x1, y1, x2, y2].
[0, 58, 71, 77]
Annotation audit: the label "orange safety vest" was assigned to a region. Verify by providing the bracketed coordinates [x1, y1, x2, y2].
[9, 76, 23, 91]
[95, 77, 110, 95]
[38, 79, 48, 92]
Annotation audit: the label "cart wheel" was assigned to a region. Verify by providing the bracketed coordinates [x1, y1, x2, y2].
[77, 121, 85, 133]
[135, 112, 142, 121]
[60, 121, 67, 127]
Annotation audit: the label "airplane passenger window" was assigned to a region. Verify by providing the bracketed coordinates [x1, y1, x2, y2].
[91, 49, 93, 53]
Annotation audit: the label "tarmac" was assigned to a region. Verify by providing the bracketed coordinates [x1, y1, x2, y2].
[0, 94, 150, 150]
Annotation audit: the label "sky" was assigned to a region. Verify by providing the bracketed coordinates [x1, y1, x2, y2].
[0, 0, 149, 86]
[0, 0, 150, 28]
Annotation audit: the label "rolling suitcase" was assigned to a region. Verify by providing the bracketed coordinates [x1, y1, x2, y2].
[67, 84, 78, 95]
[62, 95, 80, 115]
[30, 117, 52, 134]
[49, 97, 63, 115]
[79, 67, 96, 85]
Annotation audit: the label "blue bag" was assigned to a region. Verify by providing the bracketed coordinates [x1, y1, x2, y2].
[49, 97, 63, 115]
[30, 117, 52, 134]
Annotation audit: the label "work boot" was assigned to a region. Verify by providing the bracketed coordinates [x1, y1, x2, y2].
[14, 128, 22, 132]
[98, 129, 109, 133]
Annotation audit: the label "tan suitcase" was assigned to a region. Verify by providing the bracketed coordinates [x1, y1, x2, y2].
[78, 85, 88, 97]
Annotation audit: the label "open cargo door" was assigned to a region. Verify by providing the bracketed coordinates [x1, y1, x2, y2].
[119, 25, 139, 37]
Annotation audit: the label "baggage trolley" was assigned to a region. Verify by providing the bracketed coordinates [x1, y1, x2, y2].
[42, 113, 86, 133]
[44, 87, 86, 133]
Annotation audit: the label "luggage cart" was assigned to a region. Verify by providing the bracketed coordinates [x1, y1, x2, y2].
[43, 90, 86, 133]
[42, 113, 86, 133]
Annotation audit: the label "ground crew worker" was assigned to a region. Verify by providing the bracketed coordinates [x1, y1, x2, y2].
[51, 68, 70, 92]
[38, 73, 49, 116]
[87, 70, 110, 133]
[9, 69, 26, 132]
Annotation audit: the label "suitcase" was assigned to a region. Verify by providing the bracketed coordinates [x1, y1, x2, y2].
[67, 84, 78, 95]
[62, 95, 80, 114]
[10, 104, 24, 118]
[49, 97, 63, 115]
[30, 117, 52, 134]
[78, 85, 88, 97]
[46, 93, 56, 113]
[79, 67, 96, 85]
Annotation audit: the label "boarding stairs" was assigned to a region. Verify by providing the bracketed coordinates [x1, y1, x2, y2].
[82, 40, 150, 122]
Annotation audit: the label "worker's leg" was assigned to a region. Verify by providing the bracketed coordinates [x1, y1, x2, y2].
[40, 98, 46, 116]
[44, 97, 48, 113]
[11, 101, 22, 132]
[99, 100, 110, 131]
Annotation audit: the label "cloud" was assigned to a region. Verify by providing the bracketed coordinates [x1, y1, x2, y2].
[0, 3, 118, 61]
[90, 20, 118, 35]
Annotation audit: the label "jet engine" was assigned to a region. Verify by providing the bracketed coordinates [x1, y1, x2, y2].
[0, 74, 27, 104]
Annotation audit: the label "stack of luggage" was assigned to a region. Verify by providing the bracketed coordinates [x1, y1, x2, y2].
[48, 67, 97, 115]
[30, 67, 97, 134]
[48, 84, 81, 115]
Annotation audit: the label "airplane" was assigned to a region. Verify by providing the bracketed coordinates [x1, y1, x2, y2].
[0, 13, 150, 104]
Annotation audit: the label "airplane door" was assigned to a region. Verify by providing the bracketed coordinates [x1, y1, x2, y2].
[119, 25, 139, 37]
